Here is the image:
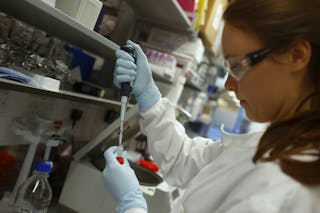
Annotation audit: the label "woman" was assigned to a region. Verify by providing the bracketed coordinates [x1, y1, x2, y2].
[103, 0, 320, 212]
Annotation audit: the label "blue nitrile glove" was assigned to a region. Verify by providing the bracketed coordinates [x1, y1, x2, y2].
[103, 146, 147, 213]
[113, 40, 161, 110]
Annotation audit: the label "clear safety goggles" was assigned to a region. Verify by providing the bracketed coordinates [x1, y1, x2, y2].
[224, 48, 272, 81]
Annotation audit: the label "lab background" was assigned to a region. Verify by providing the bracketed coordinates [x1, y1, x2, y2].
[0, 0, 268, 212]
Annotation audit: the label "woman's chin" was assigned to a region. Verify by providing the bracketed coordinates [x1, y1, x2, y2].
[244, 111, 269, 123]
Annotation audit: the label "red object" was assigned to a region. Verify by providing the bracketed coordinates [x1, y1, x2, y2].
[116, 156, 124, 165]
[177, 0, 197, 12]
[0, 151, 16, 181]
[54, 120, 63, 129]
[139, 160, 159, 172]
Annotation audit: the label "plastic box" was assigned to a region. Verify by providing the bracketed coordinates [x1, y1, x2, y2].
[55, 0, 103, 30]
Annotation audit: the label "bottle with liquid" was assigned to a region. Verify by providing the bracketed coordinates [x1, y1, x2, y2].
[12, 161, 52, 213]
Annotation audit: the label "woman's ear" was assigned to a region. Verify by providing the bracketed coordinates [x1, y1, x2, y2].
[271, 40, 312, 73]
[287, 40, 312, 73]
[289, 40, 312, 69]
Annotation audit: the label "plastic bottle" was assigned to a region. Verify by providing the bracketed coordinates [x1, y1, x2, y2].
[12, 161, 52, 213]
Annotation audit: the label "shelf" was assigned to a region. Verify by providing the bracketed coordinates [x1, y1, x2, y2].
[0, 0, 119, 59]
[0, 78, 127, 108]
[126, 0, 192, 31]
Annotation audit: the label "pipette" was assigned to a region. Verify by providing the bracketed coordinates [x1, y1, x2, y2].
[117, 45, 136, 164]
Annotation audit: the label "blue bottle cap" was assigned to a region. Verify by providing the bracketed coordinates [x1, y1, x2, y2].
[35, 161, 52, 173]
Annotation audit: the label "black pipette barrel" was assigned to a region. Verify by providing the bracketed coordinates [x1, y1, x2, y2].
[120, 45, 136, 96]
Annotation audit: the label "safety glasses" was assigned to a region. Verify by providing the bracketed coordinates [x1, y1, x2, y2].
[224, 48, 272, 81]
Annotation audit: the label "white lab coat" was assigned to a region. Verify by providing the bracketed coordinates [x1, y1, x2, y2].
[125, 98, 320, 213]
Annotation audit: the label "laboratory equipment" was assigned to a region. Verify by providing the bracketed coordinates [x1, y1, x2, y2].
[63, 40, 182, 212]
[59, 157, 181, 213]
[12, 161, 52, 213]
[117, 44, 136, 163]
[9, 116, 53, 203]
[44, 137, 64, 161]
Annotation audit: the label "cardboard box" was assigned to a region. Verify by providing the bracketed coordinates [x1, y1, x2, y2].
[200, 0, 228, 56]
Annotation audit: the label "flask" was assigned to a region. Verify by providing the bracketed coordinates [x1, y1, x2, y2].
[12, 161, 52, 213]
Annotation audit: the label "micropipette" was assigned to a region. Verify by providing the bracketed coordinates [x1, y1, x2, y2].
[117, 45, 136, 164]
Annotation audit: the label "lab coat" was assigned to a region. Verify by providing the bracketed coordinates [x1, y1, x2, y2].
[125, 98, 320, 213]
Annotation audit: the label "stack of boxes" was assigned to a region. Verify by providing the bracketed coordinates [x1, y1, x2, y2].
[200, 0, 228, 56]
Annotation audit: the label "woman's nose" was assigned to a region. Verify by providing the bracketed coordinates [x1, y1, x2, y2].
[224, 74, 237, 92]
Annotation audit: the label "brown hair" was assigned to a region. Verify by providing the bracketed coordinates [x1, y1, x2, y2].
[223, 0, 320, 185]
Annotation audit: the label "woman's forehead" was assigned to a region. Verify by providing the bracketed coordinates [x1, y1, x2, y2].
[222, 23, 263, 58]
